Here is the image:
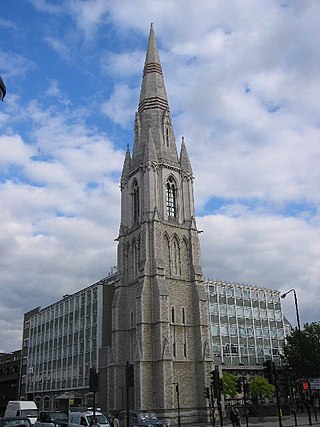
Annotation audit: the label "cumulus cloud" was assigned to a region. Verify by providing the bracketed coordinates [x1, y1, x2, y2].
[198, 211, 320, 324]
[101, 83, 138, 128]
[1, 0, 320, 352]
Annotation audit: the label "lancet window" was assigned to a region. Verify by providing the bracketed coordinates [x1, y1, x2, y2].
[132, 180, 140, 223]
[171, 237, 180, 275]
[166, 177, 176, 217]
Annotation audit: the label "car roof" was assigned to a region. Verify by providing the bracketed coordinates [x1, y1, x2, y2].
[1, 418, 31, 420]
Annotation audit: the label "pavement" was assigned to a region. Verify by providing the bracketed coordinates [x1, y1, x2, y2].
[172, 413, 320, 427]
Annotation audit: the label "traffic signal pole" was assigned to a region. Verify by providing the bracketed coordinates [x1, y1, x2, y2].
[210, 385, 215, 427]
[243, 380, 249, 427]
[211, 367, 223, 427]
[272, 362, 283, 427]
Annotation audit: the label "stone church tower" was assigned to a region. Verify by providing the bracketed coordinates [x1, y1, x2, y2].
[109, 24, 213, 421]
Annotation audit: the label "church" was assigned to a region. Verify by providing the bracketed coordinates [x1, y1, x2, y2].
[19, 24, 288, 425]
[107, 23, 213, 421]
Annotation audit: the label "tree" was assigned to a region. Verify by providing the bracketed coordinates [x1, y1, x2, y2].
[221, 372, 238, 398]
[282, 322, 320, 379]
[249, 376, 275, 402]
[249, 376, 275, 420]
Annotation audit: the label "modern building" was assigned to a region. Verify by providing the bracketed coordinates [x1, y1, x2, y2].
[208, 280, 286, 367]
[20, 274, 116, 411]
[0, 350, 21, 415]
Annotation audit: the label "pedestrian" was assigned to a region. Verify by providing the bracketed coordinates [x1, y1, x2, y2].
[90, 417, 99, 427]
[230, 406, 241, 427]
[110, 414, 119, 427]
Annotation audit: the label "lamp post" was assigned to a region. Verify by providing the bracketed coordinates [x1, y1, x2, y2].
[173, 382, 181, 427]
[281, 289, 311, 423]
[281, 289, 303, 367]
[281, 288, 303, 367]
[281, 289, 301, 332]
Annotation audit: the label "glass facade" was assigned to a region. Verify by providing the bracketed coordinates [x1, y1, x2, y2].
[206, 280, 286, 366]
[25, 286, 100, 394]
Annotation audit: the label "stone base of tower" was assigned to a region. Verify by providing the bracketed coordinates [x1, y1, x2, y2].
[157, 407, 211, 426]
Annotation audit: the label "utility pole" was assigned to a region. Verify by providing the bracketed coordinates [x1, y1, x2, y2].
[126, 362, 134, 427]
[272, 362, 283, 427]
[89, 366, 99, 418]
[173, 382, 181, 427]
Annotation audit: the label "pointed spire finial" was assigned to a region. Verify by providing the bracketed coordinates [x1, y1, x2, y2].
[138, 23, 168, 113]
[121, 144, 131, 183]
[180, 136, 193, 175]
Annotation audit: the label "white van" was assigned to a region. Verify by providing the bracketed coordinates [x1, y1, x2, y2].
[69, 411, 110, 427]
[4, 401, 38, 425]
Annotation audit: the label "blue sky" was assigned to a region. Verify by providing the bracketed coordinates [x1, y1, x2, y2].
[1, 0, 319, 352]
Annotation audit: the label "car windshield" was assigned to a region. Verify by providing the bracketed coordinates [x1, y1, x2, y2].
[50, 413, 67, 421]
[86, 415, 107, 425]
[20, 410, 38, 417]
[135, 412, 157, 421]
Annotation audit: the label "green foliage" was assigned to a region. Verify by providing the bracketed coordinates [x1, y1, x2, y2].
[249, 376, 275, 401]
[282, 322, 320, 379]
[221, 372, 238, 398]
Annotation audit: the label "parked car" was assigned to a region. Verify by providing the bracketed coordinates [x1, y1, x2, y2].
[0, 417, 32, 427]
[34, 412, 68, 427]
[69, 410, 110, 427]
[118, 410, 167, 427]
[4, 402, 38, 426]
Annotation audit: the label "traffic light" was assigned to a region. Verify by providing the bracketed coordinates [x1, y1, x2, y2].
[302, 381, 309, 391]
[89, 366, 99, 392]
[210, 369, 220, 398]
[263, 360, 274, 384]
[243, 382, 250, 395]
[126, 363, 134, 387]
[203, 386, 210, 399]
[237, 377, 242, 393]
[219, 378, 224, 393]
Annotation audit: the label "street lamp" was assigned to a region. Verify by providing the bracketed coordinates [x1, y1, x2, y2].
[281, 289, 309, 422]
[280, 289, 302, 363]
[280, 289, 301, 333]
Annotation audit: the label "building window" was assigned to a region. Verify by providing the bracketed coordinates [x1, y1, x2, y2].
[132, 180, 139, 223]
[166, 177, 176, 217]
[165, 125, 169, 147]
[182, 308, 186, 324]
[171, 307, 175, 323]
[171, 237, 180, 275]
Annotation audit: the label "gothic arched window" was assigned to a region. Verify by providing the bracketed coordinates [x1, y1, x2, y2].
[166, 177, 176, 217]
[165, 125, 169, 147]
[172, 237, 180, 275]
[171, 307, 175, 323]
[132, 180, 139, 223]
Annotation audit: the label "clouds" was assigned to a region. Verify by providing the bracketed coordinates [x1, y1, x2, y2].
[198, 211, 320, 325]
[0, 0, 319, 351]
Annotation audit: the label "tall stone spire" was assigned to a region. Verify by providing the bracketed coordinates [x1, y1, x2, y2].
[132, 23, 178, 168]
[138, 23, 169, 112]
[111, 24, 213, 424]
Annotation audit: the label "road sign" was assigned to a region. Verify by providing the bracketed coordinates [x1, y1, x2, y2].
[309, 378, 320, 390]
